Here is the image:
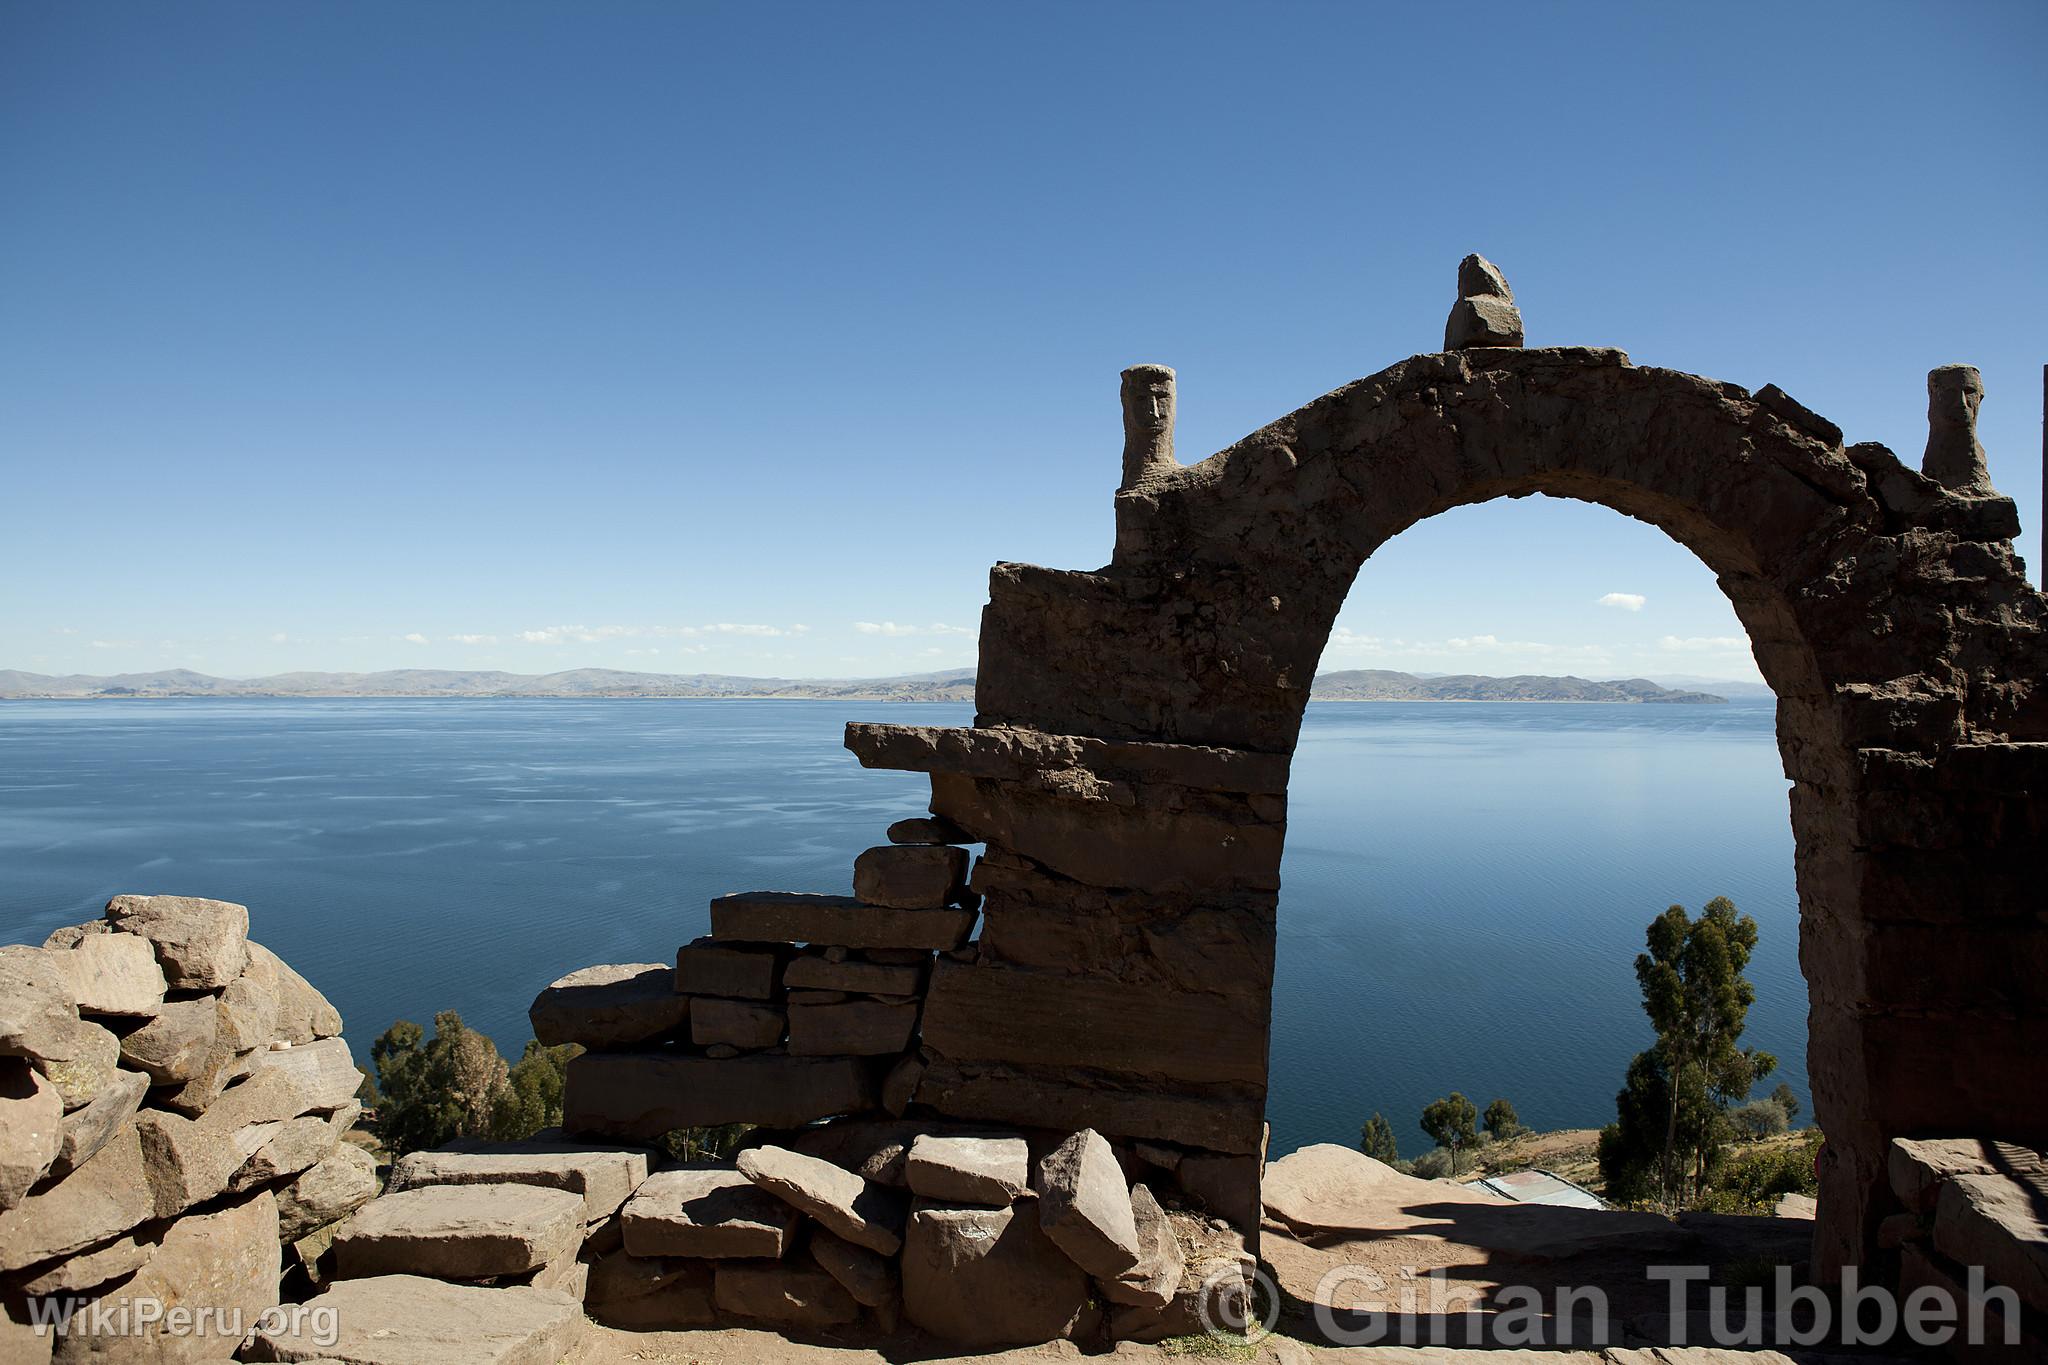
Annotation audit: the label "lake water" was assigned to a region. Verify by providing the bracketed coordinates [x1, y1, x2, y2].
[0, 697, 1805, 1155]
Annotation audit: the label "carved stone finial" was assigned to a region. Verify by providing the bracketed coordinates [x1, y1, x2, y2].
[1922, 364, 1991, 492]
[1445, 253, 1524, 350]
[1120, 364, 1177, 489]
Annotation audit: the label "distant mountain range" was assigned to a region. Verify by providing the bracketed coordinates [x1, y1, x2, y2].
[0, 666, 1732, 704]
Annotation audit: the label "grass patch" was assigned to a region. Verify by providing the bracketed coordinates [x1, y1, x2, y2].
[1159, 1332, 1264, 1361]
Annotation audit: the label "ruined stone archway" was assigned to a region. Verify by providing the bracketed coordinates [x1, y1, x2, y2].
[848, 270, 2048, 1280]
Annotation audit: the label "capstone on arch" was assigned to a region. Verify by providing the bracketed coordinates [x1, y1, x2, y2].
[848, 261, 2047, 1279]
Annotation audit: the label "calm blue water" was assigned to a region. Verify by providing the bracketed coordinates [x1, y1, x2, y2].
[0, 697, 1804, 1154]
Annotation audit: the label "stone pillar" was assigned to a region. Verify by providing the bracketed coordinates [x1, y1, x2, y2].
[1921, 364, 1991, 492]
[1119, 364, 1176, 490]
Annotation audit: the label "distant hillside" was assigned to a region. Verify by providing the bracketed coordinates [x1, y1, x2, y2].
[0, 667, 977, 701]
[0, 666, 1728, 703]
[1310, 671, 1726, 703]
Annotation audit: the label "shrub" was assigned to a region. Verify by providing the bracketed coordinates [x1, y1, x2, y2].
[1731, 1098, 1790, 1140]
[1408, 1147, 1455, 1180]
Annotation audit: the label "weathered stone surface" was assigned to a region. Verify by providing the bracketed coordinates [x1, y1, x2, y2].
[784, 1116, 933, 1186]
[241, 1035, 361, 1109]
[620, 1165, 798, 1258]
[0, 1119, 155, 1272]
[1457, 251, 1514, 300]
[711, 891, 976, 950]
[905, 1132, 1030, 1205]
[810, 1225, 900, 1307]
[1176, 1148, 1264, 1238]
[914, 1055, 1265, 1155]
[853, 844, 970, 910]
[887, 815, 972, 845]
[1934, 1170, 2048, 1313]
[332, 1183, 584, 1280]
[674, 937, 785, 998]
[902, 1200, 1096, 1345]
[922, 957, 1266, 1084]
[244, 1274, 585, 1364]
[713, 1253, 861, 1327]
[238, 940, 343, 1044]
[563, 1051, 873, 1137]
[784, 951, 926, 995]
[584, 1249, 716, 1329]
[882, 1051, 925, 1116]
[0, 1060, 62, 1211]
[1036, 1128, 1140, 1277]
[845, 721, 1291, 796]
[1445, 294, 1524, 349]
[103, 894, 250, 990]
[14, 1229, 156, 1295]
[117, 995, 220, 1083]
[528, 961, 688, 1048]
[1889, 1135, 2048, 1213]
[1924, 363, 1991, 490]
[51, 931, 165, 1017]
[47, 1190, 279, 1365]
[1109, 1220, 1253, 1343]
[1102, 1181, 1183, 1309]
[233, 1102, 358, 1191]
[690, 997, 785, 1049]
[1897, 1241, 2042, 1365]
[0, 947, 124, 1110]
[389, 1134, 654, 1221]
[787, 998, 918, 1056]
[135, 1066, 324, 1215]
[737, 1143, 908, 1255]
[279, 1141, 379, 1241]
[48, 1066, 148, 1180]
[28, 1020, 121, 1113]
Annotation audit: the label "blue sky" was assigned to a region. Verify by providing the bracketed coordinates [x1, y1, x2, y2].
[3, 2, 2042, 684]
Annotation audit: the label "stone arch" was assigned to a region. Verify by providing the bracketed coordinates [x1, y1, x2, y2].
[849, 282, 2046, 1281]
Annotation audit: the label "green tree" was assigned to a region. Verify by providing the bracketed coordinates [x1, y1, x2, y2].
[1769, 1082, 1801, 1126]
[366, 1011, 512, 1157]
[1360, 1111, 1400, 1164]
[1419, 1093, 1479, 1174]
[1482, 1098, 1521, 1142]
[490, 1039, 581, 1140]
[1614, 897, 1777, 1207]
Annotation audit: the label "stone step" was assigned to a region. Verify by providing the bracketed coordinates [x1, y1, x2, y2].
[563, 1051, 874, 1138]
[710, 891, 975, 950]
[387, 1132, 658, 1221]
[620, 1164, 799, 1258]
[331, 1184, 584, 1281]
[242, 1273, 585, 1363]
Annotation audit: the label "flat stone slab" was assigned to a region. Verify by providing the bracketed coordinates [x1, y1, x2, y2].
[1103, 1181, 1183, 1309]
[711, 891, 975, 950]
[810, 1225, 900, 1307]
[243, 1273, 585, 1364]
[389, 1134, 657, 1221]
[905, 1132, 1031, 1206]
[242, 1035, 362, 1110]
[691, 997, 785, 1049]
[52, 930, 165, 1017]
[714, 1254, 861, 1328]
[528, 962, 689, 1048]
[563, 1051, 873, 1138]
[103, 893, 250, 989]
[738, 1143, 908, 1255]
[1036, 1128, 1141, 1278]
[1934, 1169, 2048, 1314]
[0, 1116, 155, 1272]
[786, 998, 918, 1056]
[903, 1200, 1095, 1346]
[332, 1183, 584, 1280]
[1890, 1135, 2048, 1213]
[675, 937, 786, 998]
[621, 1165, 800, 1258]
[852, 844, 970, 910]
[784, 951, 927, 995]
[887, 815, 972, 845]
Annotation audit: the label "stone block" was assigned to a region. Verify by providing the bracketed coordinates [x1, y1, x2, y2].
[231, 1103, 356, 1191]
[810, 1226, 900, 1307]
[921, 957, 1267, 1085]
[118, 995, 220, 1084]
[103, 894, 250, 990]
[785, 1116, 933, 1186]
[1036, 1128, 1141, 1277]
[787, 998, 918, 1056]
[241, 1035, 362, 1110]
[738, 1143, 908, 1255]
[620, 1165, 798, 1258]
[1176, 1148, 1265, 1239]
[887, 815, 972, 845]
[1934, 1170, 2048, 1314]
[902, 1200, 1096, 1345]
[852, 844, 970, 910]
[783, 951, 927, 995]
[279, 1141, 379, 1242]
[562, 1051, 873, 1138]
[44, 1190, 279, 1364]
[710, 891, 976, 950]
[389, 1133, 656, 1221]
[905, 1132, 1030, 1205]
[332, 1184, 584, 1280]
[0, 1060, 61, 1211]
[1890, 1135, 2048, 1213]
[913, 1055, 1265, 1155]
[690, 997, 785, 1049]
[51, 930, 165, 1017]
[1102, 1181, 1183, 1309]
[243, 1274, 586, 1364]
[14, 1229, 155, 1296]
[528, 961, 689, 1048]
[674, 937, 785, 998]
[585, 1249, 716, 1329]
[240, 941, 344, 1044]
[0, 1118, 155, 1272]
[713, 1253, 861, 1328]
[881, 1052, 925, 1116]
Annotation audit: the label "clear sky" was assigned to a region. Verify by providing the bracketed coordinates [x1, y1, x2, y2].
[3, 1, 2043, 684]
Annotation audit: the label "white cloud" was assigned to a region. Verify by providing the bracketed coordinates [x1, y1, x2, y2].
[89, 640, 121, 650]
[1598, 592, 1646, 612]
[401, 632, 429, 645]
[853, 621, 973, 637]
[268, 632, 290, 644]
[449, 633, 498, 645]
[1659, 634, 1751, 653]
